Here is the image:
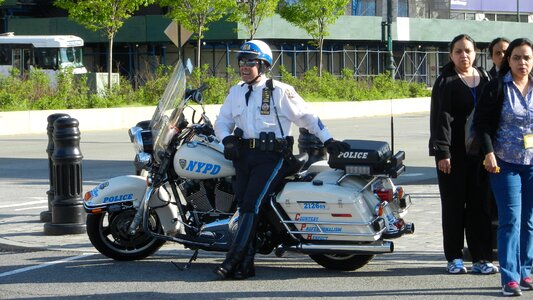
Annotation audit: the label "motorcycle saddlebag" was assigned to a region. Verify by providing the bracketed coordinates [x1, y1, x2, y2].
[327, 140, 392, 175]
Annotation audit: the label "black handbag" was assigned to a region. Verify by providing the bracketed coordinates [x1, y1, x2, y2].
[465, 109, 481, 156]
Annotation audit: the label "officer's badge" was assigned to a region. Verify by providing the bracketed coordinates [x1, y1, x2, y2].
[287, 90, 295, 100]
[179, 159, 187, 169]
[261, 88, 271, 115]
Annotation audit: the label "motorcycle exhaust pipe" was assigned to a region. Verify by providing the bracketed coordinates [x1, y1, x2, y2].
[281, 241, 394, 255]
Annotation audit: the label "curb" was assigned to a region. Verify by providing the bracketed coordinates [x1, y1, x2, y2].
[0, 97, 430, 136]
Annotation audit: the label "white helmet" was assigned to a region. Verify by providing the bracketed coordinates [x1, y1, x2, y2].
[238, 40, 273, 68]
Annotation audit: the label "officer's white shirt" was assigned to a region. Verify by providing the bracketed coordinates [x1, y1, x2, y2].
[214, 75, 332, 142]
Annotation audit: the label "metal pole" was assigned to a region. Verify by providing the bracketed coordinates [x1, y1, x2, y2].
[517, 0, 520, 22]
[386, 0, 395, 79]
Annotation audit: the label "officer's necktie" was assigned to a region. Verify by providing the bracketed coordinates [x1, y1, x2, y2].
[245, 85, 253, 106]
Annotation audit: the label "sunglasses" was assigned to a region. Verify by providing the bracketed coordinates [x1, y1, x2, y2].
[238, 60, 260, 67]
[511, 55, 532, 62]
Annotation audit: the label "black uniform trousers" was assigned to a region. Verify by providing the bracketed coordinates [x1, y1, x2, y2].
[232, 147, 286, 214]
[436, 153, 494, 262]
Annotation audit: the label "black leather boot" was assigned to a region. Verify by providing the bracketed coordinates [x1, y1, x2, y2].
[214, 213, 256, 279]
[234, 240, 255, 280]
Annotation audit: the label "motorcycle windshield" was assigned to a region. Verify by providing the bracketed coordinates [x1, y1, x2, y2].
[149, 61, 187, 162]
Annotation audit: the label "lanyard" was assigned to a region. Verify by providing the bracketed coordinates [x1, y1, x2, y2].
[458, 70, 477, 106]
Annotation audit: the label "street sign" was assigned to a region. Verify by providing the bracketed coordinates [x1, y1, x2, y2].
[164, 21, 193, 47]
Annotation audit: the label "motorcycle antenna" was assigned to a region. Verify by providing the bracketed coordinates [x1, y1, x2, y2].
[390, 95, 394, 155]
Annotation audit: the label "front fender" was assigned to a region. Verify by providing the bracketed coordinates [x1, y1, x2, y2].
[84, 175, 181, 236]
[84, 175, 147, 210]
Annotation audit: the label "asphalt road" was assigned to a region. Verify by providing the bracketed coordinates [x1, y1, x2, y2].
[0, 113, 510, 299]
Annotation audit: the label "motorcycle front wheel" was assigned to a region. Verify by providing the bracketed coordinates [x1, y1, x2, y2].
[309, 254, 374, 271]
[86, 209, 166, 261]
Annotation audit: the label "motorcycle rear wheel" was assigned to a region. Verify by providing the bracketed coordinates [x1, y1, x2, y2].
[309, 254, 374, 271]
[87, 210, 166, 261]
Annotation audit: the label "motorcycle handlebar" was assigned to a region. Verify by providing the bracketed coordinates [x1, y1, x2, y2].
[186, 84, 208, 104]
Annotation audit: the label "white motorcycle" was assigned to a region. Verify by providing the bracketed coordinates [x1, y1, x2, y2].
[83, 61, 414, 271]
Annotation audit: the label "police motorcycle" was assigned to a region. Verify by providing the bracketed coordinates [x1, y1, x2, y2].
[83, 60, 414, 271]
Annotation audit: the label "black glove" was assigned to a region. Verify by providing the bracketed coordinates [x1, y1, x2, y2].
[222, 135, 240, 161]
[324, 138, 350, 154]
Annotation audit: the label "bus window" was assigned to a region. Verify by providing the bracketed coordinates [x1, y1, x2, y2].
[59, 47, 83, 68]
[0, 45, 10, 64]
[34, 48, 58, 70]
[12, 48, 22, 72]
[23, 48, 31, 71]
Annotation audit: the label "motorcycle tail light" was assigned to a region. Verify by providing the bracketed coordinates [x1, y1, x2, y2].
[331, 213, 352, 218]
[396, 186, 404, 199]
[83, 191, 92, 201]
[375, 188, 393, 202]
[345, 165, 371, 175]
[375, 203, 384, 216]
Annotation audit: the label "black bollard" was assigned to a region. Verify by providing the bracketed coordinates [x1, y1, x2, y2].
[40, 113, 70, 223]
[297, 127, 327, 169]
[44, 117, 86, 235]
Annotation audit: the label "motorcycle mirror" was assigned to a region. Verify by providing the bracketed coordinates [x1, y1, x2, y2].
[185, 59, 193, 75]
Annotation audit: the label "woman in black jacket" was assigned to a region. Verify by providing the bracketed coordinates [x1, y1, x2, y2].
[429, 34, 497, 275]
[488, 37, 510, 78]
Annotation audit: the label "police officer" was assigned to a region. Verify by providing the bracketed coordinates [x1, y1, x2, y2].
[213, 40, 348, 280]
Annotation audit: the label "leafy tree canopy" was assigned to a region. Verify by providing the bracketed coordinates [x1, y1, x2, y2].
[279, 0, 348, 46]
[54, 0, 154, 39]
[228, 0, 279, 40]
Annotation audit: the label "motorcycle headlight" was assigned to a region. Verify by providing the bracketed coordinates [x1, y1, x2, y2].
[130, 127, 154, 154]
[134, 151, 152, 171]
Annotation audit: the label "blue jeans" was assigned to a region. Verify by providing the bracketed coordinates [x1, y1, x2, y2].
[490, 158, 533, 286]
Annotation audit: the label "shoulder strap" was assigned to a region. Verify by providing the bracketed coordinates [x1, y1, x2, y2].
[266, 78, 285, 137]
[497, 77, 504, 102]
[480, 68, 491, 81]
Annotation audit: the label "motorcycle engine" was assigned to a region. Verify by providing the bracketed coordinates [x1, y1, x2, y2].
[179, 179, 235, 213]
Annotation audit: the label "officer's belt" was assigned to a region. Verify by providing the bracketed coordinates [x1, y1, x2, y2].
[240, 138, 291, 151]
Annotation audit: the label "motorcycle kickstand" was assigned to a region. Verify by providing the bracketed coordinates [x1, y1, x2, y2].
[171, 249, 199, 271]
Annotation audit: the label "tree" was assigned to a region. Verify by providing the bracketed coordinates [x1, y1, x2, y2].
[54, 0, 154, 89]
[279, 0, 349, 77]
[229, 0, 279, 40]
[161, 0, 236, 68]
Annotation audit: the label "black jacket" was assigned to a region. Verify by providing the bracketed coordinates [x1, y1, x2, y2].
[488, 65, 498, 79]
[472, 76, 505, 155]
[429, 62, 490, 159]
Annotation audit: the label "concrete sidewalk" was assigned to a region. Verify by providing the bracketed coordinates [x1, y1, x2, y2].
[0, 97, 430, 136]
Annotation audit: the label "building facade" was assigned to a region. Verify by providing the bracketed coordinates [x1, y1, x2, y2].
[1, 0, 532, 86]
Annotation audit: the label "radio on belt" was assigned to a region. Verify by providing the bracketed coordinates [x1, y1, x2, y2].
[327, 140, 405, 177]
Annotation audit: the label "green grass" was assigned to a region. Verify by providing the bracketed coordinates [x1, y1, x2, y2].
[0, 65, 430, 112]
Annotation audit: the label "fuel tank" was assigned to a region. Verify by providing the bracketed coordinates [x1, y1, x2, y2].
[173, 141, 235, 179]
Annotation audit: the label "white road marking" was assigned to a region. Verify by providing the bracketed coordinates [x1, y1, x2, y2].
[401, 173, 425, 177]
[14, 205, 48, 211]
[0, 253, 94, 278]
[0, 200, 47, 209]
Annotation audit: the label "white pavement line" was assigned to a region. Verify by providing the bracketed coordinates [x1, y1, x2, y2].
[0, 253, 94, 278]
[14, 205, 48, 211]
[401, 173, 425, 177]
[0, 200, 47, 209]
